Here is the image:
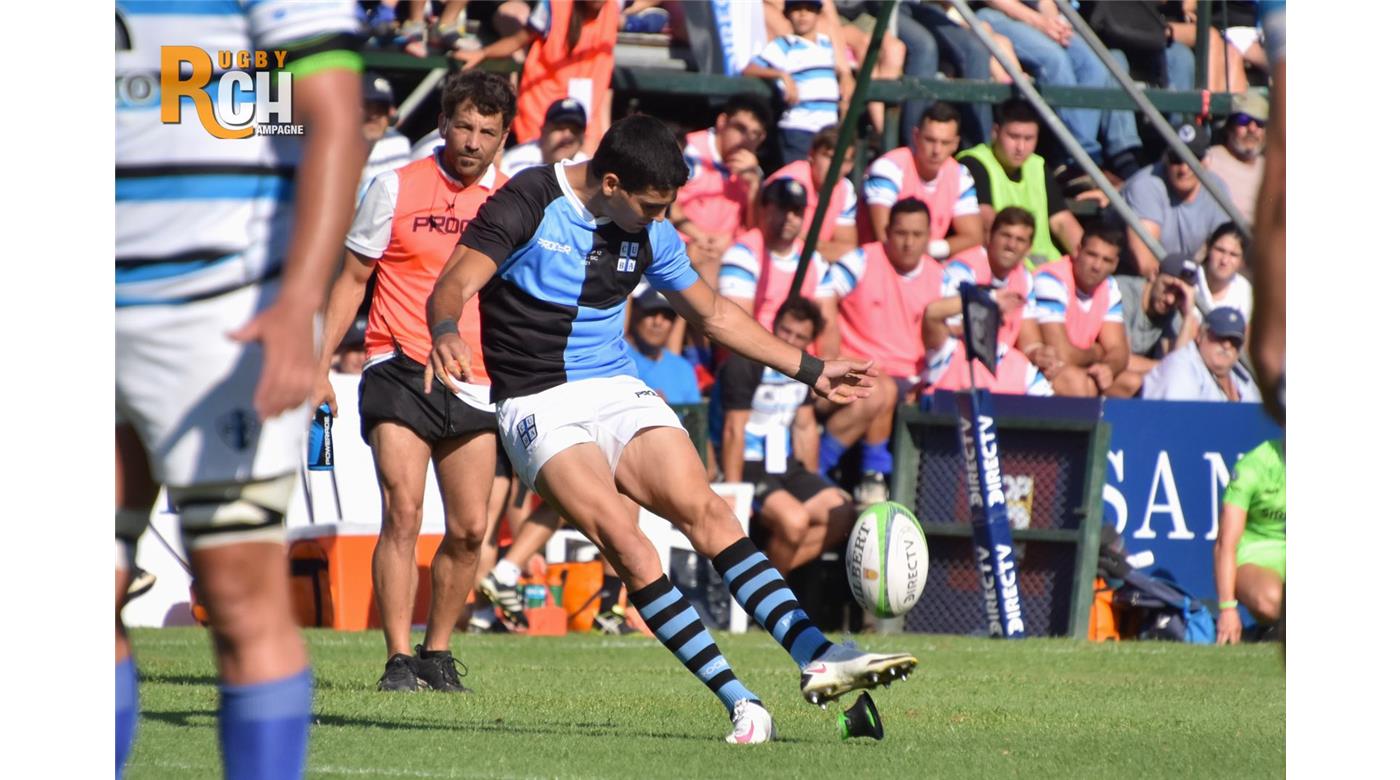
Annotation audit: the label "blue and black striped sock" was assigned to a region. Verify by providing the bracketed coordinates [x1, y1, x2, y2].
[218, 668, 312, 780]
[714, 537, 834, 668]
[632, 575, 761, 715]
[116, 656, 138, 778]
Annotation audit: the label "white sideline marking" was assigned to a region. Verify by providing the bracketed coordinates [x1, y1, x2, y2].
[138, 760, 601, 779]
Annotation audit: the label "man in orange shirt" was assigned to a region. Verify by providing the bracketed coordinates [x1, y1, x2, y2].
[315, 71, 514, 693]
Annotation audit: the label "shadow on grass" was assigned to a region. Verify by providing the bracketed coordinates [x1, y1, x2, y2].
[141, 709, 823, 745]
[139, 671, 220, 687]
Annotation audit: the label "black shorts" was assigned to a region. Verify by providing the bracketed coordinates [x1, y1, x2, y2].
[358, 354, 497, 445]
[742, 459, 834, 508]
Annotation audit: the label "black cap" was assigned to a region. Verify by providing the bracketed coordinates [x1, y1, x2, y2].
[1168, 121, 1211, 160]
[544, 98, 588, 129]
[1158, 253, 1199, 282]
[1203, 307, 1247, 342]
[633, 287, 674, 315]
[363, 72, 394, 105]
[784, 0, 822, 11]
[761, 177, 807, 211]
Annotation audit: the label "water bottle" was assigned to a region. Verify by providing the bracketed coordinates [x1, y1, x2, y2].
[307, 403, 334, 471]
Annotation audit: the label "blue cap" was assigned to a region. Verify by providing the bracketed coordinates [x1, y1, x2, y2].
[1159, 253, 1199, 282]
[761, 177, 807, 210]
[784, 0, 822, 11]
[1203, 307, 1246, 342]
[544, 98, 588, 129]
[634, 287, 675, 315]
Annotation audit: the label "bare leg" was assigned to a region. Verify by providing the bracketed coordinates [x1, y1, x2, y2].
[367, 423, 433, 658]
[422, 431, 496, 651]
[1236, 564, 1284, 623]
[116, 424, 159, 664]
[757, 492, 809, 575]
[1106, 369, 1145, 399]
[191, 540, 308, 685]
[792, 488, 855, 572]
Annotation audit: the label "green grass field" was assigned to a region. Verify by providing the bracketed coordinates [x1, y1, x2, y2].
[125, 628, 1283, 779]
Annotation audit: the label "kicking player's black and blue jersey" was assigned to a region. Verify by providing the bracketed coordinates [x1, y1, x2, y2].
[460, 163, 699, 401]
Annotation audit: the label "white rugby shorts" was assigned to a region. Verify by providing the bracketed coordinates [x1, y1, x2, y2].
[115, 282, 309, 488]
[496, 375, 685, 492]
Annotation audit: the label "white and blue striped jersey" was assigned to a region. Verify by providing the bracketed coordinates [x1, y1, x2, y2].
[115, 0, 361, 307]
[863, 155, 979, 213]
[717, 241, 833, 302]
[1032, 272, 1124, 325]
[750, 33, 840, 133]
[940, 258, 1036, 327]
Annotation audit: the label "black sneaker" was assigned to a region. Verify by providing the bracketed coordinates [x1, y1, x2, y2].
[592, 604, 638, 636]
[467, 613, 512, 634]
[377, 653, 426, 692]
[480, 573, 528, 631]
[414, 644, 471, 693]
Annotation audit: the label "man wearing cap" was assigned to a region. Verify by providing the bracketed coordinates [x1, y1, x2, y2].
[766, 124, 858, 262]
[1121, 121, 1235, 278]
[359, 72, 412, 200]
[718, 177, 835, 332]
[1142, 307, 1260, 402]
[1204, 92, 1268, 227]
[1107, 253, 1201, 398]
[500, 97, 591, 178]
[626, 288, 701, 405]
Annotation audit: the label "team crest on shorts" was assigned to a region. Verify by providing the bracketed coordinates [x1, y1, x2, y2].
[516, 414, 538, 448]
[217, 409, 258, 452]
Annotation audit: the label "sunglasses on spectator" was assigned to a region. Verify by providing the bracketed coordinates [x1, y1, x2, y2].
[1230, 114, 1266, 128]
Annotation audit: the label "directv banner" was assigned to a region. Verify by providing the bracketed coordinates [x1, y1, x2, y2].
[955, 389, 1026, 639]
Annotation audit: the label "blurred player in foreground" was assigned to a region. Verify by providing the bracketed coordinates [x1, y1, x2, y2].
[116, 1, 364, 776]
[426, 115, 917, 744]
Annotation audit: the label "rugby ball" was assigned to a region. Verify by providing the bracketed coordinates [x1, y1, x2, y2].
[846, 501, 929, 618]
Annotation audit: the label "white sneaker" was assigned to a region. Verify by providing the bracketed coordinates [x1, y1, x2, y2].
[726, 700, 775, 744]
[800, 641, 918, 707]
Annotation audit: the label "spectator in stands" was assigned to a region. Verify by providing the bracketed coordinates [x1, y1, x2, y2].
[1031, 224, 1130, 397]
[1215, 438, 1286, 645]
[894, 1, 998, 144]
[767, 124, 858, 261]
[1204, 92, 1268, 227]
[358, 73, 411, 200]
[743, 1, 853, 165]
[719, 178, 835, 331]
[825, 1, 906, 136]
[1108, 254, 1201, 398]
[499, 97, 591, 178]
[975, 1, 1145, 180]
[626, 288, 702, 405]
[455, 0, 618, 152]
[820, 198, 944, 502]
[718, 297, 856, 575]
[959, 99, 1083, 268]
[1142, 307, 1260, 402]
[1121, 121, 1234, 278]
[864, 102, 984, 261]
[923, 206, 1087, 396]
[619, 0, 671, 34]
[671, 94, 772, 286]
[1196, 222, 1253, 321]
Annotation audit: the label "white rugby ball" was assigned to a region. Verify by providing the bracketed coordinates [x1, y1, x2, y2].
[846, 501, 929, 618]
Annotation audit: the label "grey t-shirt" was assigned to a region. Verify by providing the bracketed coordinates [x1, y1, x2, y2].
[1121, 163, 1234, 259]
[1114, 274, 1183, 358]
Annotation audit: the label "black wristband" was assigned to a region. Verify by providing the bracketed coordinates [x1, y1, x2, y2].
[794, 352, 823, 386]
[430, 319, 459, 340]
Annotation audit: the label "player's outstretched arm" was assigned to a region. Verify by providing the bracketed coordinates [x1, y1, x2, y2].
[423, 245, 499, 394]
[230, 64, 364, 421]
[666, 278, 876, 404]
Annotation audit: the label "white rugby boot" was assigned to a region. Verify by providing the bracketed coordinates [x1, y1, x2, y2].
[725, 700, 775, 744]
[800, 641, 918, 707]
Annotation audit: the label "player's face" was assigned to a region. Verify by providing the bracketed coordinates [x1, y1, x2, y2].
[765, 204, 805, 244]
[993, 121, 1039, 170]
[1206, 233, 1243, 285]
[987, 223, 1033, 274]
[786, 5, 820, 36]
[540, 121, 584, 165]
[441, 102, 507, 184]
[912, 119, 960, 174]
[809, 144, 854, 186]
[633, 309, 676, 350]
[717, 110, 767, 155]
[886, 211, 931, 271]
[1071, 236, 1120, 293]
[774, 313, 816, 349]
[1198, 330, 1241, 377]
[608, 182, 676, 233]
[363, 101, 392, 142]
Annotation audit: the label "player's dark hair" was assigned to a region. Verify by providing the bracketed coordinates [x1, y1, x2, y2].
[590, 114, 690, 192]
[994, 98, 1039, 126]
[1082, 223, 1125, 251]
[1208, 221, 1250, 255]
[991, 206, 1037, 237]
[918, 102, 961, 132]
[441, 70, 517, 129]
[721, 93, 773, 131]
[809, 124, 841, 155]
[775, 296, 825, 335]
[890, 197, 931, 225]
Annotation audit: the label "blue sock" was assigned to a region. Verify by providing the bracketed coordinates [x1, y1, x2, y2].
[861, 439, 892, 476]
[632, 575, 761, 715]
[713, 538, 834, 668]
[219, 668, 312, 780]
[117, 656, 138, 778]
[818, 432, 847, 476]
